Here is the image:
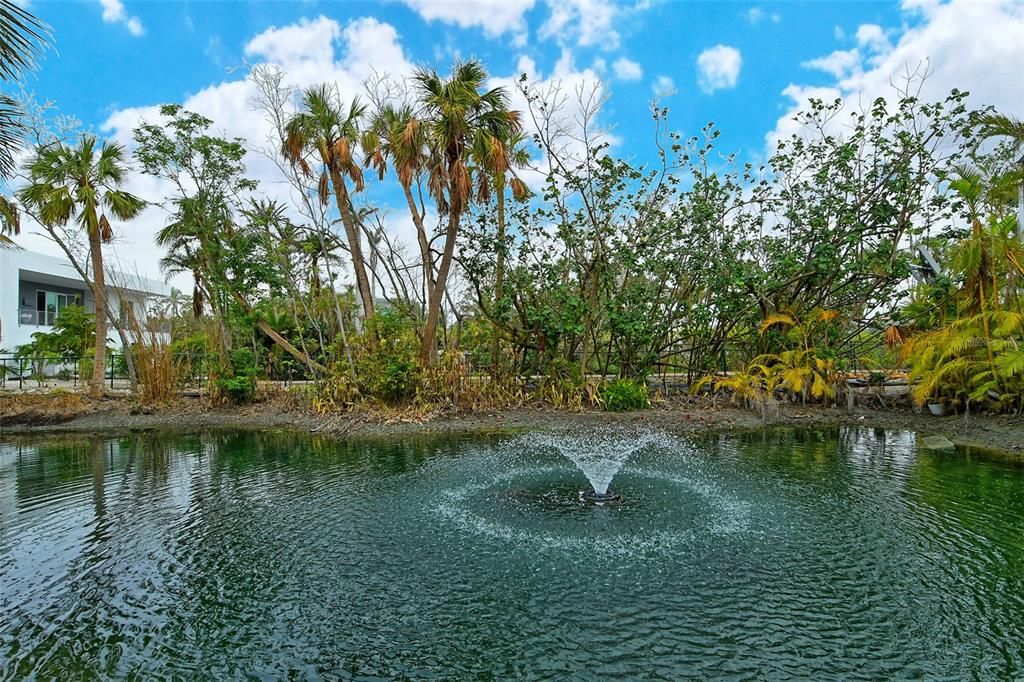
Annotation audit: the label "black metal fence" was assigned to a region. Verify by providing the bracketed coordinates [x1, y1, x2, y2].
[0, 353, 133, 390]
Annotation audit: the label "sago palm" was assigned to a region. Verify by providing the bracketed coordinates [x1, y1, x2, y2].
[18, 136, 145, 396]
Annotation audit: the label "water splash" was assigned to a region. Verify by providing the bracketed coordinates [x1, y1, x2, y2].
[519, 429, 674, 494]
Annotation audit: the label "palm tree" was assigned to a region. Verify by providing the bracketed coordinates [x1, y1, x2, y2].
[0, 1, 50, 246]
[472, 128, 530, 373]
[282, 84, 376, 328]
[159, 236, 207, 319]
[414, 59, 521, 365]
[368, 102, 435, 310]
[979, 113, 1024, 150]
[19, 136, 145, 396]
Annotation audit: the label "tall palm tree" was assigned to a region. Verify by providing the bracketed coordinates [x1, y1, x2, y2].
[368, 102, 435, 309]
[282, 84, 376, 329]
[472, 128, 530, 372]
[19, 136, 145, 396]
[414, 59, 521, 365]
[0, 0, 50, 246]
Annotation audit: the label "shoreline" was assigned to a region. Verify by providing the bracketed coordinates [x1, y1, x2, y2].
[2, 398, 1023, 457]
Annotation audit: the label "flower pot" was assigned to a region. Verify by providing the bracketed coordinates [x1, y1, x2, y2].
[927, 402, 945, 416]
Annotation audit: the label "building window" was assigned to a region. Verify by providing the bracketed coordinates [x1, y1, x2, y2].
[34, 290, 81, 326]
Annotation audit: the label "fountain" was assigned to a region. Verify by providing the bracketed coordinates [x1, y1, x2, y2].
[521, 430, 669, 504]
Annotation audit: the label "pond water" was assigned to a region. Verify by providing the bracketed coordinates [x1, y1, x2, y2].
[1, 427, 1023, 679]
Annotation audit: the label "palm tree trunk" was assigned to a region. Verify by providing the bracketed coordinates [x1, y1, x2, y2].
[402, 183, 435, 300]
[330, 169, 376, 330]
[421, 206, 460, 366]
[491, 180, 506, 376]
[88, 224, 107, 397]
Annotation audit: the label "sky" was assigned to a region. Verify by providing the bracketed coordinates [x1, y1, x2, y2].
[8, 0, 1024, 290]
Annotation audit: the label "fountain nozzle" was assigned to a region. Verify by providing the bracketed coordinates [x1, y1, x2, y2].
[581, 489, 623, 505]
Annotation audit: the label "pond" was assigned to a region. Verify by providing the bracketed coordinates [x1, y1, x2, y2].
[1, 427, 1023, 678]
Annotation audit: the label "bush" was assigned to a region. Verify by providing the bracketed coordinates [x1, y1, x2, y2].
[601, 378, 650, 411]
[356, 309, 420, 404]
[214, 348, 257, 404]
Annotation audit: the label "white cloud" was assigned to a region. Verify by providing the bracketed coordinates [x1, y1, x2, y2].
[244, 15, 340, 68]
[399, 0, 534, 42]
[652, 75, 676, 98]
[855, 23, 890, 53]
[745, 7, 780, 24]
[769, 0, 1024, 149]
[539, 0, 622, 49]
[612, 57, 642, 81]
[697, 45, 742, 94]
[76, 15, 416, 286]
[98, 0, 144, 36]
[802, 48, 861, 79]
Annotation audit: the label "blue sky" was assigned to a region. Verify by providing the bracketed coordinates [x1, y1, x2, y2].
[13, 0, 1024, 283]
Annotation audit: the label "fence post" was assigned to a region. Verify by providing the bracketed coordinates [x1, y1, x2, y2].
[109, 353, 115, 389]
[19, 357, 24, 390]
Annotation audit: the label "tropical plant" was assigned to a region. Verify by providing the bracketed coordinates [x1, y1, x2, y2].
[413, 59, 521, 365]
[282, 84, 376, 326]
[18, 136, 145, 396]
[0, 0, 49, 178]
[600, 378, 650, 412]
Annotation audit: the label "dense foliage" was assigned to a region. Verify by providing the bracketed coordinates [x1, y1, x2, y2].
[3, 42, 1022, 413]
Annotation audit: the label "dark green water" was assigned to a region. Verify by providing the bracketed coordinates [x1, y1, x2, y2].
[1, 427, 1023, 679]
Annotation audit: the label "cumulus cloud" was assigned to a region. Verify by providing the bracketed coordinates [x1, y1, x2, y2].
[539, 0, 623, 49]
[74, 15, 417, 285]
[697, 45, 742, 93]
[855, 23, 890, 53]
[98, 0, 144, 36]
[612, 57, 642, 81]
[652, 75, 676, 98]
[802, 48, 861, 79]
[770, 0, 1024, 149]
[399, 0, 534, 42]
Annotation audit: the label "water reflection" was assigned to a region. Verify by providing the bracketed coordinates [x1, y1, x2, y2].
[0, 428, 1022, 679]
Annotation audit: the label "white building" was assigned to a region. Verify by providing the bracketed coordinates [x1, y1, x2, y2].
[0, 248, 171, 351]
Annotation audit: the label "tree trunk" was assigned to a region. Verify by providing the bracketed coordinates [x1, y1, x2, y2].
[330, 169, 376, 332]
[421, 206, 460, 366]
[402, 183, 435, 304]
[230, 291, 327, 374]
[88, 225, 107, 397]
[491, 180, 506, 376]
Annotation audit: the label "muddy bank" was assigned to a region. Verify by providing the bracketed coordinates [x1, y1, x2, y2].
[2, 394, 1023, 456]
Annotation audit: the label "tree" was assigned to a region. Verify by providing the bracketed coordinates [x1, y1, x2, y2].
[282, 84, 377, 329]
[0, 0, 49, 246]
[472, 127, 530, 373]
[414, 59, 521, 365]
[368, 102, 435, 316]
[19, 136, 145, 396]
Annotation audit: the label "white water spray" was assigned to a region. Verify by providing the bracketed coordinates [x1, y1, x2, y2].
[520, 429, 672, 495]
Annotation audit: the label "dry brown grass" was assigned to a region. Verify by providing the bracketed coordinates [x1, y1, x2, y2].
[0, 390, 93, 426]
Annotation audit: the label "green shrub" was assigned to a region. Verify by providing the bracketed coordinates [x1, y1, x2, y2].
[356, 309, 420, 403]
[215, 348, 258, 403]
[601, 378, 650, 411]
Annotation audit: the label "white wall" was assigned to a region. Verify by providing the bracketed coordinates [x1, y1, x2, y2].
[0, 248, 170, 352]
